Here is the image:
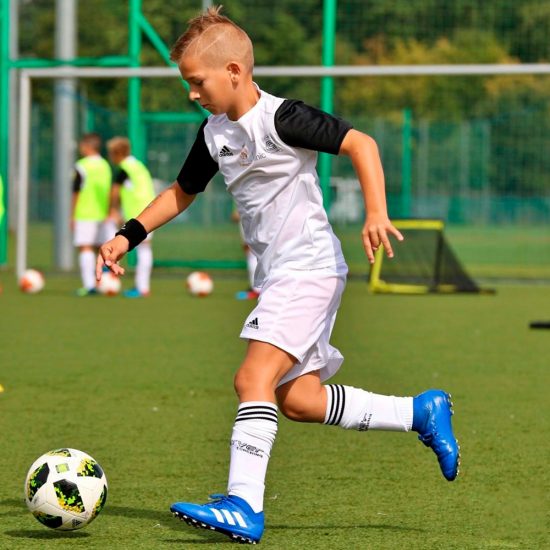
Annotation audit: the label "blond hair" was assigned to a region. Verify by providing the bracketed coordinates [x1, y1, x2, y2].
[106, 137, 131, 158]
[80, 132, 102, 152]
[170, 5, 254, 72]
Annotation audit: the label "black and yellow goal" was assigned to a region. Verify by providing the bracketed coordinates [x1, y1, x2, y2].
[368, 219, 491, 294]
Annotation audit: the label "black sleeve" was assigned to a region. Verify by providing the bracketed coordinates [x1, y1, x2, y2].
[177, 119, 219, 194]
[274, 99, 353, 155]
[72, 169, 82, 192]
[113, 168, 129, 185]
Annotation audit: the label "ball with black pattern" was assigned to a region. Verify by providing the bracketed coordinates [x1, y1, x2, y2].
[25, 448, 108, 530]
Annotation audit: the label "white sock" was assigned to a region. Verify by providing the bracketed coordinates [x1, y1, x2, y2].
[79, 250, 96, 290]
[246, 250, 260, 293]
[135, 243, 152, 293]
[324, 385, 413, 431]
[227, 402, 278, 513]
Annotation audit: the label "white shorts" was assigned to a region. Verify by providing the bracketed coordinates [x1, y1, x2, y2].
[73, 220, 112, 247]
[74, 220, 153, 247]
[240, 265, 348, 387]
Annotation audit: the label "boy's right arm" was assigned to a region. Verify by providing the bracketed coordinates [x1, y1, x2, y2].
[96, 182, 195, 279]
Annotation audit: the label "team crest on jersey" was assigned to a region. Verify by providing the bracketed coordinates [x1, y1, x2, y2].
[239, 144, 252, 166]
[263, 134, 281, 153]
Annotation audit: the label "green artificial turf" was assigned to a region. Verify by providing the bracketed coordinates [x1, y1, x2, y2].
[0, 275, 548, 549]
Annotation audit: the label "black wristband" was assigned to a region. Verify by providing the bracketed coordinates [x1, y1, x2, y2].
[115, 218, 147, 251]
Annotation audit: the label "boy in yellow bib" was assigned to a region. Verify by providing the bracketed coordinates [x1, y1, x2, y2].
[107, 137, 155, 297]
[72, 133, 112, 296]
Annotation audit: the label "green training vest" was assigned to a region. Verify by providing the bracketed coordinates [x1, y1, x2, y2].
[74, 155, 112, 221]
[118, 156, 155, 219]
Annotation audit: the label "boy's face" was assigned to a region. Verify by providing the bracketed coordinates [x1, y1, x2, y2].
[179, 55, 237, 117]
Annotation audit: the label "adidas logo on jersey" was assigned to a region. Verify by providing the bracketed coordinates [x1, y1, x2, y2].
[219, 145, 234, 157]
[245, 317, 259, 330]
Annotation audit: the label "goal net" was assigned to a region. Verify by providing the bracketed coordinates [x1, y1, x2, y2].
[368, 219, 492, 294]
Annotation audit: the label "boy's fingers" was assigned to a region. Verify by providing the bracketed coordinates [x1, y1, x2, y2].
[363, 237, 375, 264]
[381, 233, 394, 258]
[389, 226, 405, 242]
[96, 255, 105, 281]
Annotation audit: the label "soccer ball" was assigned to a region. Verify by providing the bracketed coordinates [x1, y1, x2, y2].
[25, 448, 108, 530]
[19, 269, 45, 294]
[97, 272, 121, 296]
[186, 271, 214, 297]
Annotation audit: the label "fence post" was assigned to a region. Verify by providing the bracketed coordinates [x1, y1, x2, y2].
[319, 0, 337, 211]
[401, 108, 412, 217]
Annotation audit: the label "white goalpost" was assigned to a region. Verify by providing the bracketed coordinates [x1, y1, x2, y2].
[15, 63, 550, 278]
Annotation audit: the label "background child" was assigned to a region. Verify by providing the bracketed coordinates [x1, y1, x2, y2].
[97, 6, 459, 544]
[106, 137, 155, 298]
[72, 132, 112, 296]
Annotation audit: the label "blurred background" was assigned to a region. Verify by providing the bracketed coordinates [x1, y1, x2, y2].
[1, 0, 549, 282]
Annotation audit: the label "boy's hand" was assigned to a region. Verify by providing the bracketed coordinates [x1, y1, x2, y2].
[362, 216, 404, 264]
[96, 235, 129, 280]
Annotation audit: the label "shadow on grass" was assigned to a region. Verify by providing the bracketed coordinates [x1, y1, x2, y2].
[102, 504, 167, 522]
[5, 530, 90, 539]
[161, 521, 424, 545]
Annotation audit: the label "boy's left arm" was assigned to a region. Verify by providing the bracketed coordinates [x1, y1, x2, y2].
[339, 129, 404, 263]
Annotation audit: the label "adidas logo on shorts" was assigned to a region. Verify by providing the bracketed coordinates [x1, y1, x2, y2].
[219, 145, 234, 157]
[245, 317, 259, 330]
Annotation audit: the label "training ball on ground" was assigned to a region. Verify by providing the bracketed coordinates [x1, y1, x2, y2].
[25, 448, 108, 530]
[186, 271, 214, 297]
[19, 269, 45, 294]
[97, 272, 121, 296]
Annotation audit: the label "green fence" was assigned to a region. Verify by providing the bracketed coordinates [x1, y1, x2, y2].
[10, 0, 550, 279]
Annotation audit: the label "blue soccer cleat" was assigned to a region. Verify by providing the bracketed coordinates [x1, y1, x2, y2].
[171, 494, 264, 544]
[413, 389, 460, 481]
[123, 287, 149, 298]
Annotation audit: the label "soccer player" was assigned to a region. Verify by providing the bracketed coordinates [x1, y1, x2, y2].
[106, 137, 155, 298]
[97, 6, 460, 544]
[72, 133, 112, 296]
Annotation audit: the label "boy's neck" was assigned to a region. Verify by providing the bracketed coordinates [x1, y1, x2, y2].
[227, 81, 261, 121]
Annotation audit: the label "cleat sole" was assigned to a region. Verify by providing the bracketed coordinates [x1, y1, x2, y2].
[172, 510, 258, 544]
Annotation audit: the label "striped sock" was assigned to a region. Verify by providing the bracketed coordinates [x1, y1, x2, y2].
[324, 385, 413, 431]
[227, 402, 278, 513]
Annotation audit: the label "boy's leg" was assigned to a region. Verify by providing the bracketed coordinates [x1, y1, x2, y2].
[78, 245, 97, 293]
[134, 241, 152, 295]
[276, 372, 459, 481]
[74, 221, 99, 294]
[171, 340, 295, 543]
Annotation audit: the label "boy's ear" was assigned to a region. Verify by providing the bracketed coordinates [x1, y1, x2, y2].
[227, 61, 242, 82]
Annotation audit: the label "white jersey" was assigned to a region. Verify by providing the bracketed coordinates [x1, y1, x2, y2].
[177, 88, 352, 287]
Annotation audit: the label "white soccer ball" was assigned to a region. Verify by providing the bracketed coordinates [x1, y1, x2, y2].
[25, 448, 108, 531]
[19, 269, 45, 294]
[97, 272, 121, 296]
[186, 271, 214, 297]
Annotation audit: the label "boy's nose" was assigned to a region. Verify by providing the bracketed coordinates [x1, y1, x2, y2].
[189, 91, 200, 102]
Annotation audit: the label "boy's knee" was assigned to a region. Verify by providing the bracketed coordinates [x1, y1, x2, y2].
[234, 367, 261, 398]
[278, 396, 321, 422]
[278, 400, 306, 421]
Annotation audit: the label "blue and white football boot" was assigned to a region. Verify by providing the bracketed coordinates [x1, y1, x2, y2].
[171, 494, 264, 544]
[413, 389, 460, 481]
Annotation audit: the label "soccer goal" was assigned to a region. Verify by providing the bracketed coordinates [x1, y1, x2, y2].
[368, 219, 493, 294]
[14, 63, 550, 280]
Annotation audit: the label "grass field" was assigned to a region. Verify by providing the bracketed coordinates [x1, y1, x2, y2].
[0, 272, 548, 549]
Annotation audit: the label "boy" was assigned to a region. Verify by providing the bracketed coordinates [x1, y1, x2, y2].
[72, 133, 112, 296]
[106, 137, 155, 298]
[97, 6, 459, 544]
